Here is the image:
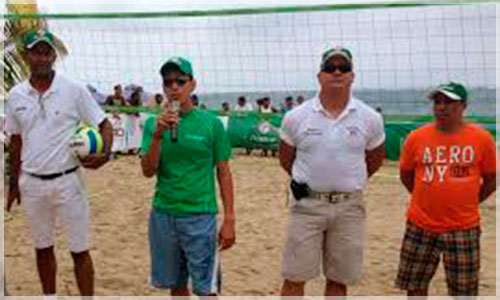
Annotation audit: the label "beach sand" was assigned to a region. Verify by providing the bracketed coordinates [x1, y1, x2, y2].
[4, 155, 496, 296]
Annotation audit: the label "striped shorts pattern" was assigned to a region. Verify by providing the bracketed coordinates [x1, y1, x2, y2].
[395, 221, 480, 296]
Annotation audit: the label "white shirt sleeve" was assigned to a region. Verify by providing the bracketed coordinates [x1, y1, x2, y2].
[77, 86, 106, 128]
[279, 112, 298, 147]
[366, 112, 385, 150]
[5, 92, 21, 135]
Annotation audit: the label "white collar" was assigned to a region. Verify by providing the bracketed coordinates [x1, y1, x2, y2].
[312, 93, 358, 117]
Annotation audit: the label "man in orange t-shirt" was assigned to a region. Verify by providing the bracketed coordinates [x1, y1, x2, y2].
[395, 82, 497, 298]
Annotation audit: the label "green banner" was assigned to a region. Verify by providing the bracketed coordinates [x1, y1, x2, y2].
[103, 107, 495, 160]
[227, 112, 282, 150]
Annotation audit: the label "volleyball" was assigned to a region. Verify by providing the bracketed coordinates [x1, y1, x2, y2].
[69, 126, 104, 158]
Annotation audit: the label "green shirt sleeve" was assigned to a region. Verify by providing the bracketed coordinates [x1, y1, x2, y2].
[213, 116, 232, 162]
[140, 115, 156, 155]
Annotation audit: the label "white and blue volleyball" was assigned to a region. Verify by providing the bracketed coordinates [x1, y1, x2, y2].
[69, 126, 103, 158]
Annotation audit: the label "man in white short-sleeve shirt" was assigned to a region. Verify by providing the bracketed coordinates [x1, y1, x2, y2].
[279, 46, 385, 297]
[6, 29, 113, 297]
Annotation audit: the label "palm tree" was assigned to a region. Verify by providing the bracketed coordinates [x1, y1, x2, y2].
[2, 1, 67, 100]
[2, 2, 43, 100]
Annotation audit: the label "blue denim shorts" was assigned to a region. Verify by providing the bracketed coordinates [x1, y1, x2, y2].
[148, 210, 220, 295]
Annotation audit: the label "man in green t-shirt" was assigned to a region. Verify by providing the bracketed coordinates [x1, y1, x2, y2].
[140, 57, 235, 297]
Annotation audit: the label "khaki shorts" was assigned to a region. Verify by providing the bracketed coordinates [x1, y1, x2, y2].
[282, 191, 365, 284]
[20, 168, 90, 252]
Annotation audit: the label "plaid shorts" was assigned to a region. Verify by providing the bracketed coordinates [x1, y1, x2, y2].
[395, 221, 480, 296]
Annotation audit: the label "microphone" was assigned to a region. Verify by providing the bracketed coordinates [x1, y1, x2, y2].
[170, 100, 180, 143]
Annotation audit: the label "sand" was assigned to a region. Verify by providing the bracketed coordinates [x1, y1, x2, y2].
[4, 155, 496, 296]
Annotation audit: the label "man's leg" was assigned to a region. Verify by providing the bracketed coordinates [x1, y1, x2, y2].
[325, 279, 346, 297]
[179, 215, 220, 297]
[442, 228, 480, 299]
[281, 202, 324, 298]
[149, 210, 189, 295]
[323, 193, 365, 299]
[71, 250, 94, 296]
[395, 221, 441, 299]
[35, 246, 57, 295]
[408, 289, 428, 300]
[281, 279, 306, 297]
[171, 284, 190, 299]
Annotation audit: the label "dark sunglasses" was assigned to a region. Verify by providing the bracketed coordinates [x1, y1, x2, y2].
[163, 77, 190, 88]
[321, 64, 352, 74]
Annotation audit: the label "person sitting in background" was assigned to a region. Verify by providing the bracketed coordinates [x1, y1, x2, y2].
[259, 97, 277, 113]
[375, 106, 385, 124]
[221, 102, 231, 115]
[105, 84, 127, 107]
[256, 98, 264, 112]
[126, 90, 143, 155]
[154, 93, 164, 107]
[280, 96, 294, 114]
[234, 96, 253, 112]
[191, 94, 199, 107]
[190, 94, 206, 109]
[296, 94, 305, 105]
[128, 90, 142, 116]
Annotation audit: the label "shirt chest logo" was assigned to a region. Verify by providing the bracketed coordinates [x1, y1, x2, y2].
[305, 127, 322, 136]
[346, 126, 361, 137]
[421, 145, 475, 183]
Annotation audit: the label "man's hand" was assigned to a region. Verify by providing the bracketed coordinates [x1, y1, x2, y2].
[80, 154, 109, 169]
[7, 187, 21, 212]
[218, 218, 235, 251]
[154, 109, 178, 138]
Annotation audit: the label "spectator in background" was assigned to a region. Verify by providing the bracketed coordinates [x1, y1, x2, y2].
[234, 96, 253, 112]
[191, 94, 199, 107]
[221, 102, 231, 115]
[130, 89, 142, 106]
[256, 98, 264, 112]
[259, 97, 277, 113]
[296, 94, 305, 105]
[191, 94, 206, 109]
[105, 84, 127, 107]
[126, 90, 143, 155]
[280, 96, 294, 114]
[375, 106, 385, 124]
[154, 93, 164, 107]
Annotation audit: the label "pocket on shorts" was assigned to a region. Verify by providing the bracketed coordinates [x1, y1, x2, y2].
[62, 171, 88, 202]
[345, 197, 366, 218]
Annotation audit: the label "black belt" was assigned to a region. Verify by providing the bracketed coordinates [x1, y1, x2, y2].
[27, 166, 79, 180]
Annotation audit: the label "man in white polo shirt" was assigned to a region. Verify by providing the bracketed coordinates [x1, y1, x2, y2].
[6, 29, 113, 297]
[279, 46, 385, 297]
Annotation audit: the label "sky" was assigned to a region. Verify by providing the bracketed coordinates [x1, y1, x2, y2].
[5, 1, 497, 101]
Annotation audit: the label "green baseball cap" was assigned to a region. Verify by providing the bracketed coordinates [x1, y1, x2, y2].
[22, 29, 58, 51]
[428, 82, 468, 102]
[320, 46, 353, 70]
[160, 56, 193, 77]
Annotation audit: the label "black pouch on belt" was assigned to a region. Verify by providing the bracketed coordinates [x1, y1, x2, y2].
[290, 179, 310, 201]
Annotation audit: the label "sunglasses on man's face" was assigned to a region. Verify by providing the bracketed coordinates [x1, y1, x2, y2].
[321, 64, 352, 74]
[163, 77, 190, 88]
